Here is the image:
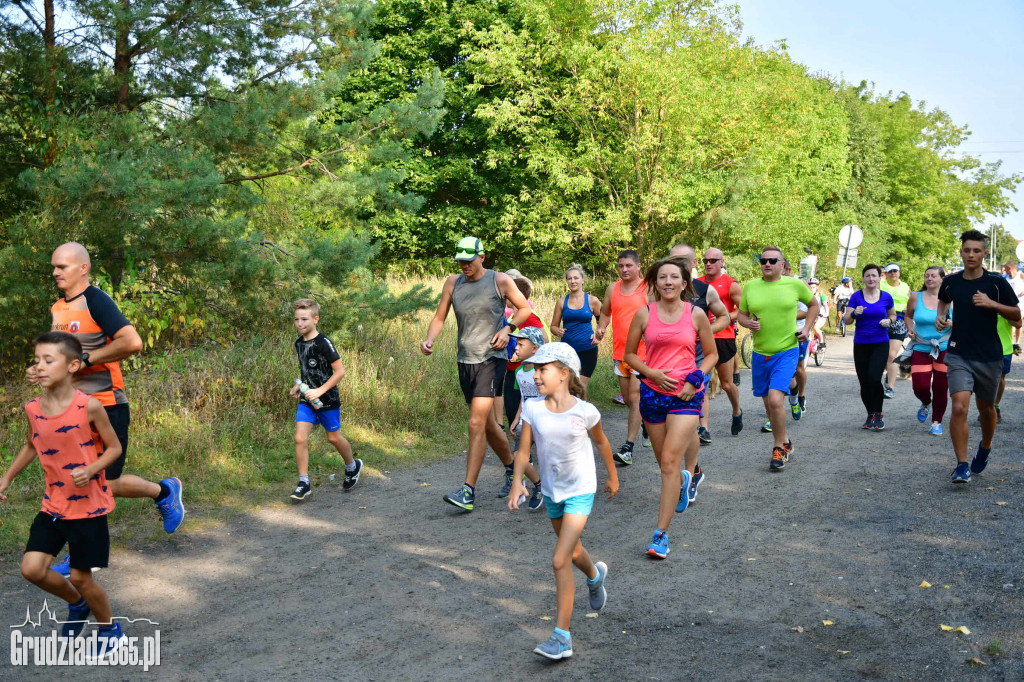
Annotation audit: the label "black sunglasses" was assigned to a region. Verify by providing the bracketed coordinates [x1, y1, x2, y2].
[759, 257, 779, 265]
[702, 258, 721, 264]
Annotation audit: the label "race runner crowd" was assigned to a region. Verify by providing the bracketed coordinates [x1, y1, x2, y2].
[1, 230, 1022, 661]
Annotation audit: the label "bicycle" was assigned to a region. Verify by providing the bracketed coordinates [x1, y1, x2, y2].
[807, 332, 825, 366]
[835, 298, 849, 337]
[739, 329, 753, 369]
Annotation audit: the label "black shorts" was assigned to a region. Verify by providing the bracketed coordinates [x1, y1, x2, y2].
[577, 347, 599, 378]
[103, 403, 130, 480]
[457, 358, 506, 404]
[715, 338, 737, 365]
[25, 512, 110, 570]
[888, 317, 908, 341]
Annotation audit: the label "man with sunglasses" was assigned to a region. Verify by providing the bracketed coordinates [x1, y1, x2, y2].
[738, 246, 818, 471]
[420, 237, 540, 511]
[697, 248, 744, 438]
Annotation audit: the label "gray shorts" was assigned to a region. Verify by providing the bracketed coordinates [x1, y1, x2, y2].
[945, 353, 1001, 403]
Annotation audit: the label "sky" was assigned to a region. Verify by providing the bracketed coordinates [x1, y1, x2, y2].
[738, 0, 1024, 244]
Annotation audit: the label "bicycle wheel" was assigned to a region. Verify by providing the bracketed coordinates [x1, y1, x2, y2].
[740, 333, 753, 369]
[839, 319, 846, 337]
[813, 345, 825, 366]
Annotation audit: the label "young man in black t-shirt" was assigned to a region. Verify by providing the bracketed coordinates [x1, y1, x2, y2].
[937, 230, 1021, 484]
[288, 299, 362, 500]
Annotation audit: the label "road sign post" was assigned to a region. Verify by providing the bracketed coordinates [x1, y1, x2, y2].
[837, 225, 863, 281]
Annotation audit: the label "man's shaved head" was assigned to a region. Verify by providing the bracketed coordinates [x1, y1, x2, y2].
[703, 247, 724, 260]
[51, 242, 92, 295]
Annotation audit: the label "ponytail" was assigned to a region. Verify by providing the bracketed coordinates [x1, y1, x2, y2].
[552, 361, 588, 399]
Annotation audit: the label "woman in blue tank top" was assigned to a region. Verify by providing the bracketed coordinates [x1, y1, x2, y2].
[904, 265, 950, 435]
[550, 264, 602, 386]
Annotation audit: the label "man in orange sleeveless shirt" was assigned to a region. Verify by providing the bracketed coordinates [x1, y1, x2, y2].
[596, 250, 647, 465]
[33, 244, 185, 564]
[698, 248, 744, 436]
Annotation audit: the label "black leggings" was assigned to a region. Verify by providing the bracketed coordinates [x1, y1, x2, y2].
[504, 369, 521, 426]
[853, 342, 888, 414]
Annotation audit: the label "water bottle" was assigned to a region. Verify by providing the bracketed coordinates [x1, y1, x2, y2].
[295, 379, 323, 409]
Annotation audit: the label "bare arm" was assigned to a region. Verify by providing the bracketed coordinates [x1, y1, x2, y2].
[73, 398, 123, 487]
[303, 359, 345, 403]
[84, 325, 144, 365]
[737, 308, 759, 331]
[588, 421, 619, 498]
[904, 295, 917, 337]
[798, 297, 820, 341]
[495, 273, 533, 349]
[705, 286, 730, 334]
[508, 422, 534, 511]
[550, 296, 565, 338]
[595, 283, 616, 342]
[728, 282, 742, 321]
[420, 276, 457, 355]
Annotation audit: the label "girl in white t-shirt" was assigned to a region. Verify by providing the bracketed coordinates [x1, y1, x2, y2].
[508, 342, 618, 661]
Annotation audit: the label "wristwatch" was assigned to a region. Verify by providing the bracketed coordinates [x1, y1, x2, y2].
[81, 353, 92, 368]
[505, 322, 517, 333]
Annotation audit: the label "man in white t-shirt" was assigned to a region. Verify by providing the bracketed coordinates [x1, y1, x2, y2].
[1005, 261, 1024, 350]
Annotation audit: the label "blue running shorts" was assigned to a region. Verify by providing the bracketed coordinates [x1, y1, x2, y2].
[544, 493, 595, 519]
[751, 347, 800, 398]
[296, 403, 342, 432]
[639, 382, 704, 424]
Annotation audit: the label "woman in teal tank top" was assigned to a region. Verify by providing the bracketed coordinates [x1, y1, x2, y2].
[905, 266, 949, 435]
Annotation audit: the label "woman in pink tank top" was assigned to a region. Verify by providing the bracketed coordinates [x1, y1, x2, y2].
[624, 256, 717, 560]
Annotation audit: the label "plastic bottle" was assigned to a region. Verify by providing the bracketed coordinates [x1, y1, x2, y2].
[295, 379, 324, 409]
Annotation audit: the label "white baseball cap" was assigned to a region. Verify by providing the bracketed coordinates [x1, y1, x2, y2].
[884, 263, 900, 272]
[523, 341, 581, 376]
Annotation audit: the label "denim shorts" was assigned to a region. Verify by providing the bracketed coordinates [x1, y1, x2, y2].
[544, 493, 595, 519]
[1003, 354, 1012, 376]
[639, 382, 704, 424]
[296, 403, 341, 432]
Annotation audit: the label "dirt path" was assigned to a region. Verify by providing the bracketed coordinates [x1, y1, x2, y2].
[3, 335, 1023, 680]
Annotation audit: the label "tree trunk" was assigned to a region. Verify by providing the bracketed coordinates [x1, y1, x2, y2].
[114, 0, 131, 109]
[43, 0, 56, 165]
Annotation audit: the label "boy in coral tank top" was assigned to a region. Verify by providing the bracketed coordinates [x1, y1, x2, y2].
[0, 332, 128, 656]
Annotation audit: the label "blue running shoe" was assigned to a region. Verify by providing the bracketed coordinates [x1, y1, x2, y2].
[917, 404, 929, 422]
[791, 400, 802, 421]
[951, 462, 971, 484]
[52, 555, 71, 579]
[88, 622, 127, 662]
[688, 465, 704, 503]
[646, 530, 670, 559]
[970, 446, 991, 474]
[155, 477, 185, 533]
[60, 598, 90, 639]
[929, 422, 943, 436]
[761, 420, 772, 433]
[533, 631, 572, 660]
[443, 484, 475, 511]
[587, 561, 608, 611]
[528, 481, 544, 512]
[675, 469, 692, 513]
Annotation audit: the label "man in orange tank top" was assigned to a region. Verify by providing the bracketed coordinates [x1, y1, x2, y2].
[30, 244, 185, 569]
[596, 250, 647, 465]
[698, 248, 744, 436]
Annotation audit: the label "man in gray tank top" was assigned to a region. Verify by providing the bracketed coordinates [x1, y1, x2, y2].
[420, 237, 540, 511]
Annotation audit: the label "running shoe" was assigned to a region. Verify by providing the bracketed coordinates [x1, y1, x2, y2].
[534, 631, 573, 660]
[769, 446, 786, 471]
[951, 462, 971, 484]
[783, 441, 794, 459]
[917, 405, 929, 422]
[646, 530, 670, 559]
[731, 411, 743, 436]
[443, 484, 475, 510]
[676, 469, 692, 513]
[697, 426, 712, 445]
[587, 561, 608, 611]
[883, 387, 895, 400]
[528, 482, 544, 511]
[872, 413, 885, 431]
[970, 446, 991, 474]
[88, 623, 127, 662]
[499, 468, 515, 498]
[734, 372, 741, 386]
[929, 422, 943, 436]
[343, 459, 363, 491]
[688, 464, 704, 503]
[761, 420, 772, 433]
[290, 481, 312, 501]
[798, 396, 807, 413]
[613, 443, 633, 466]
[995, 405, 1001, 424]
[60, 598, 90, 639]
[612, 394, 626, 406]
[155, 477, 185, 533]
[791, 400, 802, 421]
[641, 424, 651, 449]
[862, 414, 874, 430]
[52, 555, 71, 579]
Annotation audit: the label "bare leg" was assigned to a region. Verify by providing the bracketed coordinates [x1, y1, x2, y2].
[976, 397, 997, 450]
[108, 475, 160, 499]
[325, 429, 354, 466]
[294, 421, 315, 477]
[21, 552, 81, 603]
[70, 569, 112, 625]
[485, 413, 541, 483]
[465, 397, 496, 487]
[550, 514, 593, 632]
[949, 391, 971, 463]
[886, 339, 902, 389]
[718, 357, 742, 416]
[765, 390, 789, 447]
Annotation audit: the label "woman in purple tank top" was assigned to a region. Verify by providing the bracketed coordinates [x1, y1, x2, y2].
[624, 257, 717, 560]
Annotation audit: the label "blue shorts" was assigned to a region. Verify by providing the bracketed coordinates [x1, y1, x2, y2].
[1003, 354, 1012, 376]
[544, 493, 595, 519]
[639, 382, 704, 424]
[797, 340, 809, 361]
[752, 347, 800, 398]
[295, 403, 341, 432]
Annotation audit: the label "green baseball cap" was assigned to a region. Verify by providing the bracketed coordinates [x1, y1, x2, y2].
[454, 236, 484, 261]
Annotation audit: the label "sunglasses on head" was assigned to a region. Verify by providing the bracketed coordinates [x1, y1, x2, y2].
[702, 258, 721, 264]
[759, 257, 779, 265]
[455, 248, 480, 257]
